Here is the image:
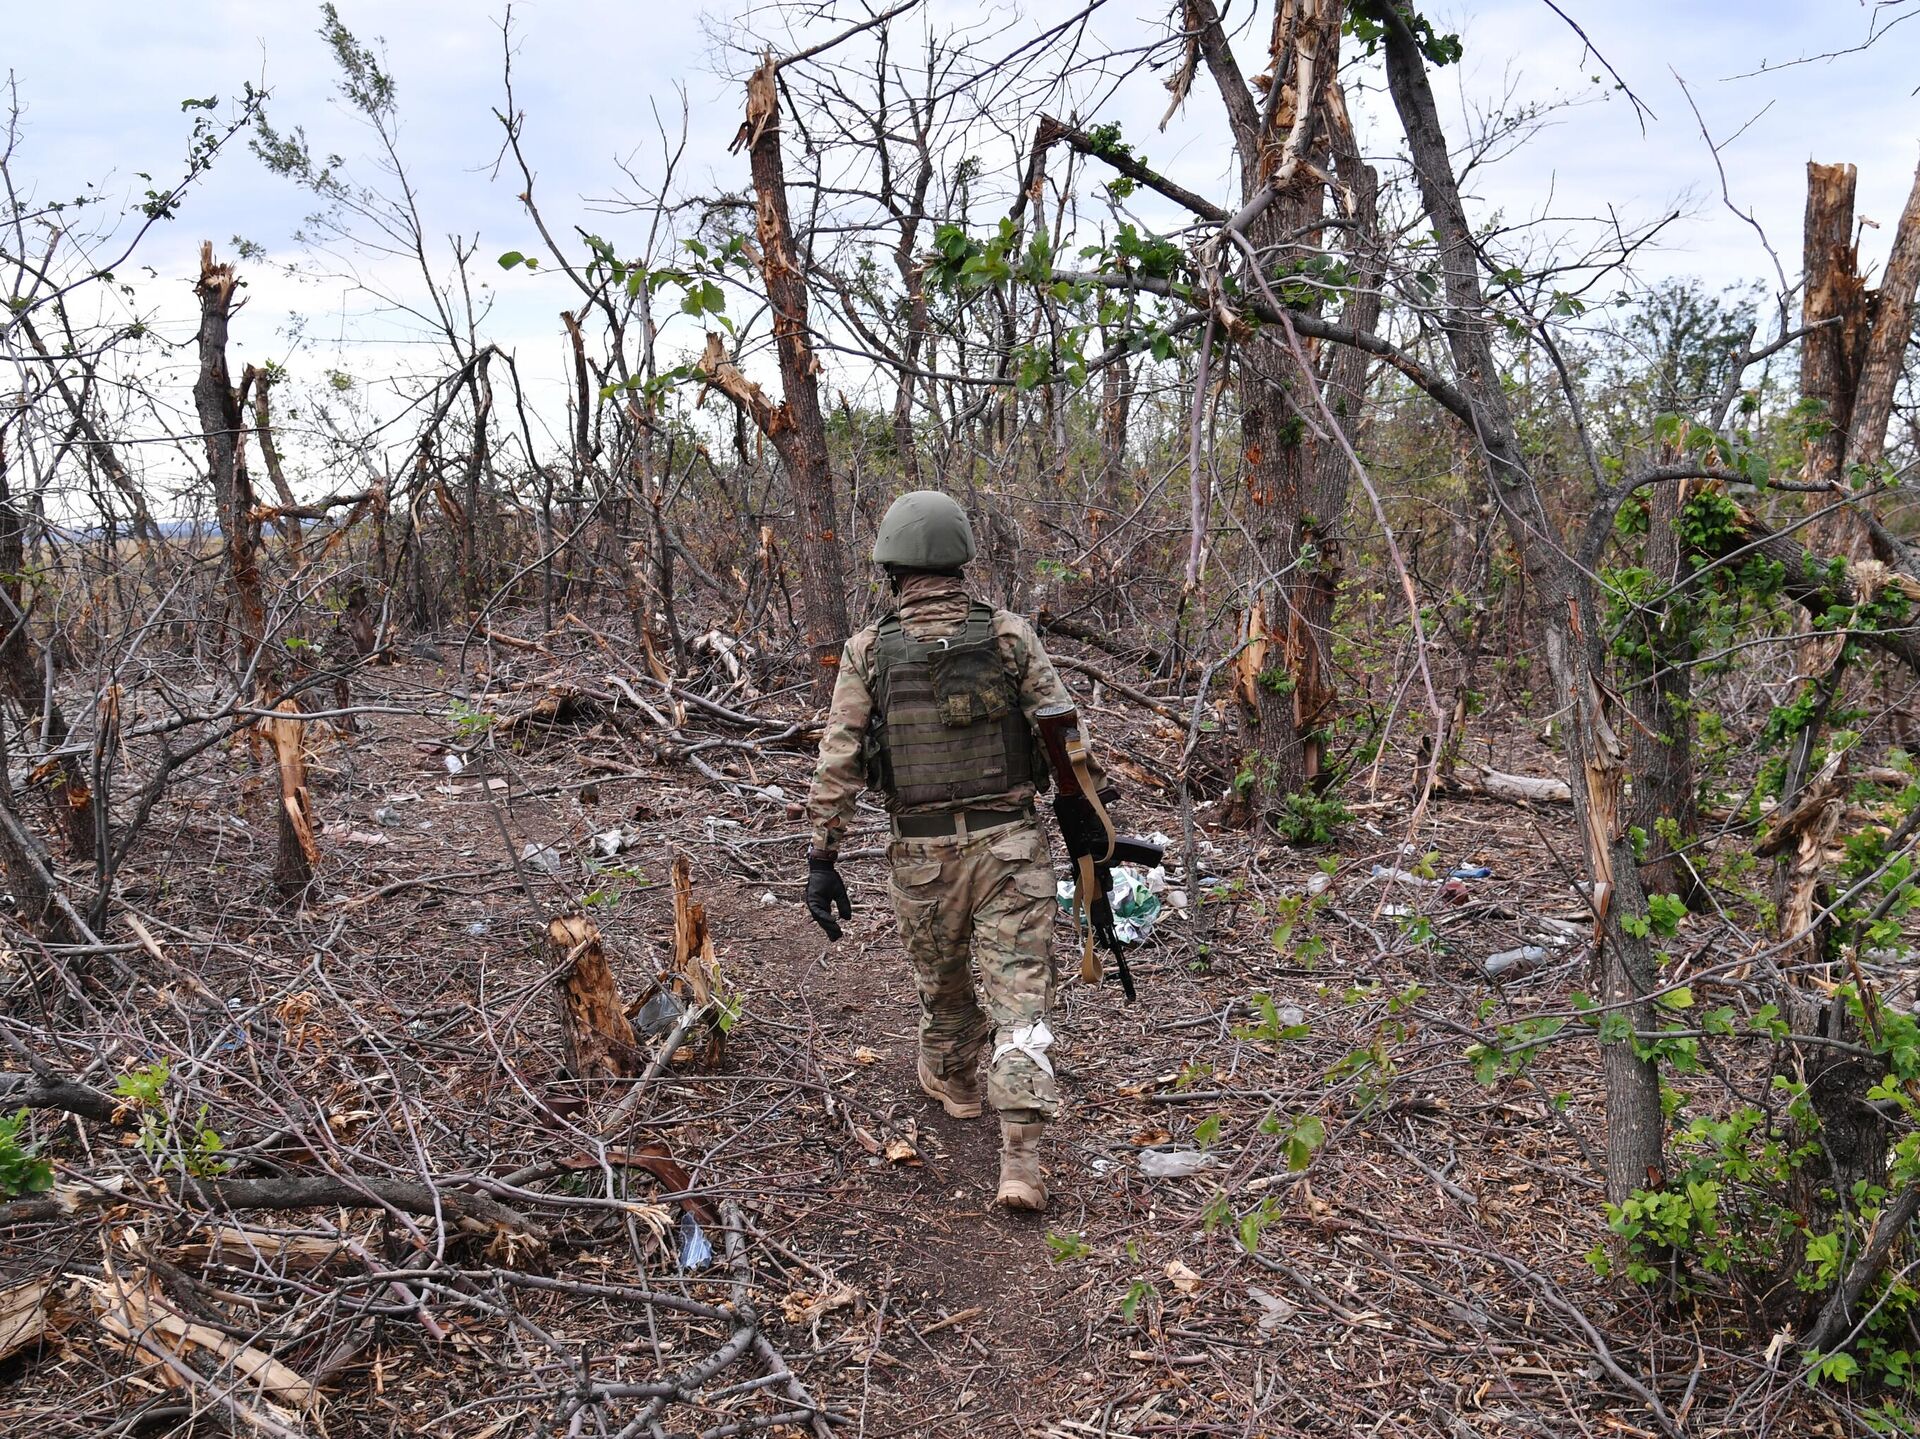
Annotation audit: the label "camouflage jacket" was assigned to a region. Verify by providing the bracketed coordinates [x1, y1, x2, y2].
[806, 573, 1105, 856]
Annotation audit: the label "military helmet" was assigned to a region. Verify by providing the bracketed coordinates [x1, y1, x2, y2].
[871, 490, 976, 570]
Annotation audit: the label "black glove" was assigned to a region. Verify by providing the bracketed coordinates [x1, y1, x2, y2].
[805, 854, 851, 941]
[1052, 794, 1111, 861]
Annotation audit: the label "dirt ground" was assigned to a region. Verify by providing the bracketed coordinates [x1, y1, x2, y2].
[0, 618, 1841, 1437]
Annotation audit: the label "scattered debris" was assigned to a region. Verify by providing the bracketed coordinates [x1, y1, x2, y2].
[1138, 1148, 1215, 1179]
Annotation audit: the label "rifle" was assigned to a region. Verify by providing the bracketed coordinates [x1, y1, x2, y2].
[1033, 703, 1164, 1002]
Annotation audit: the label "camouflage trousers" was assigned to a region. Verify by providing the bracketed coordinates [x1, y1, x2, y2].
[887, 818, 1060, 1121]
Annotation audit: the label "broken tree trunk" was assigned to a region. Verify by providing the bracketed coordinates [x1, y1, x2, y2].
[547, 913, 641, 1081]
[261, 699, 319, 899]
[197, 248, 329, 899]
[1187, 0, 1372, 817]
[720, 57, 851, 703]
[671, 852, 726, 1069]
[1846, 155, 1920, 478]
[1801, 161, 1870, 526]
[1761, 155, 1920, 1255]
[1370, 0, 1666, 1206]
[193, 244, 265, 670]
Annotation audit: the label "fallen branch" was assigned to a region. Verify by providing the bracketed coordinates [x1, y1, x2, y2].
[1439, 762, 1573, 805]
[0, 1070, 122, 1124]
[1802, 1182, 1920, 1353]
[0, 1174, 544, 1242]
[1050, 652, 1184, 719]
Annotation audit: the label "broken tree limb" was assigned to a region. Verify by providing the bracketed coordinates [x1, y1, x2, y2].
[1049, 652, 1184, 720]
[90, 1264, 317, 1410]
[0, 1175, 545, 1243]
[87, 1263, 314, 1437]
[0, 1070, 121, 1123]
[1036, 608, 1168, 673]
[1439, 762, 1573, 806]
[0, 1275, 63, 1364]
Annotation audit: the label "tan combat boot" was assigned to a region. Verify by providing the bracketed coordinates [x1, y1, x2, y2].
[917, 1056, 983, 1119]
[996, 1120, 1047, 1211]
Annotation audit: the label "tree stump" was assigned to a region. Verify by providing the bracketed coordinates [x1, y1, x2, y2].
[547, 914, 640, 1081]
[671, 853, 726, 1068]
[261, 698, 319, 899]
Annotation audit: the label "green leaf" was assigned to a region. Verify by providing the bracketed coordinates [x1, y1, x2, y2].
[1045, 1230, 1092, 1263]
[497, 250, 526, 270]
[1807, 1350, 1860, 1385]
[1284, 1114, 1326, 1172]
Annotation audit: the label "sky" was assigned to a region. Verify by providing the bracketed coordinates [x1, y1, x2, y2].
[6, 0, 1919, 487]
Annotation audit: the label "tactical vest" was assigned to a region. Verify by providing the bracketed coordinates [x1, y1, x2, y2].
[865, 601, 1045, 807]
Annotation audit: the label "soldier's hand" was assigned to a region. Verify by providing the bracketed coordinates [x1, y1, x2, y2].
[805, 854, 852, 941]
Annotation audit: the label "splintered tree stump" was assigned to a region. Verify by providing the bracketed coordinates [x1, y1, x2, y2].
[261, 698, 319, 899]
[548, 914, 640, 1081]
[671, 853, 726, 1068]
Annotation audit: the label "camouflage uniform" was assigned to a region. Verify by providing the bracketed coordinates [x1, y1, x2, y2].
[806, 573, 1103, 1121]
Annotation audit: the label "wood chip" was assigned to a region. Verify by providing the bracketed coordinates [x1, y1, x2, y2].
[1165, 1259, 1203, 1294]
[0, 1277, 60, 1363]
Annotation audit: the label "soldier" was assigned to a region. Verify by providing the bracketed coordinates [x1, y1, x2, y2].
[802, 491, 1110, 1212]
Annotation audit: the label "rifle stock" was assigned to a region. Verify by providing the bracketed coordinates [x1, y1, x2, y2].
[1033, 703, 1087, 800]
[1034, 705, 1165, 869]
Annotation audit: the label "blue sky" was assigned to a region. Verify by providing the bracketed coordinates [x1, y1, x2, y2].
[7, 0, 1918, 476]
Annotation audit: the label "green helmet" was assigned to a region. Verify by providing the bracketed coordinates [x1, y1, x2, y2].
[871, 490, 976, 570]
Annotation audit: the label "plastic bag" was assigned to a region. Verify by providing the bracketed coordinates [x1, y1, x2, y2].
[1139, 1148, 1215, 1178]
[1055, 866, 1164, 944]
[520, 842, 563, 875]
[677, 1210, 713, 1272]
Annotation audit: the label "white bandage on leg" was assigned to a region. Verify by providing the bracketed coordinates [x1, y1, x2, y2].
[992, 1020, 1055, 1077]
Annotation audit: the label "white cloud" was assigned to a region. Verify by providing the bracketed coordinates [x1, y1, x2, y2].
[8, 0, 1918, 494]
